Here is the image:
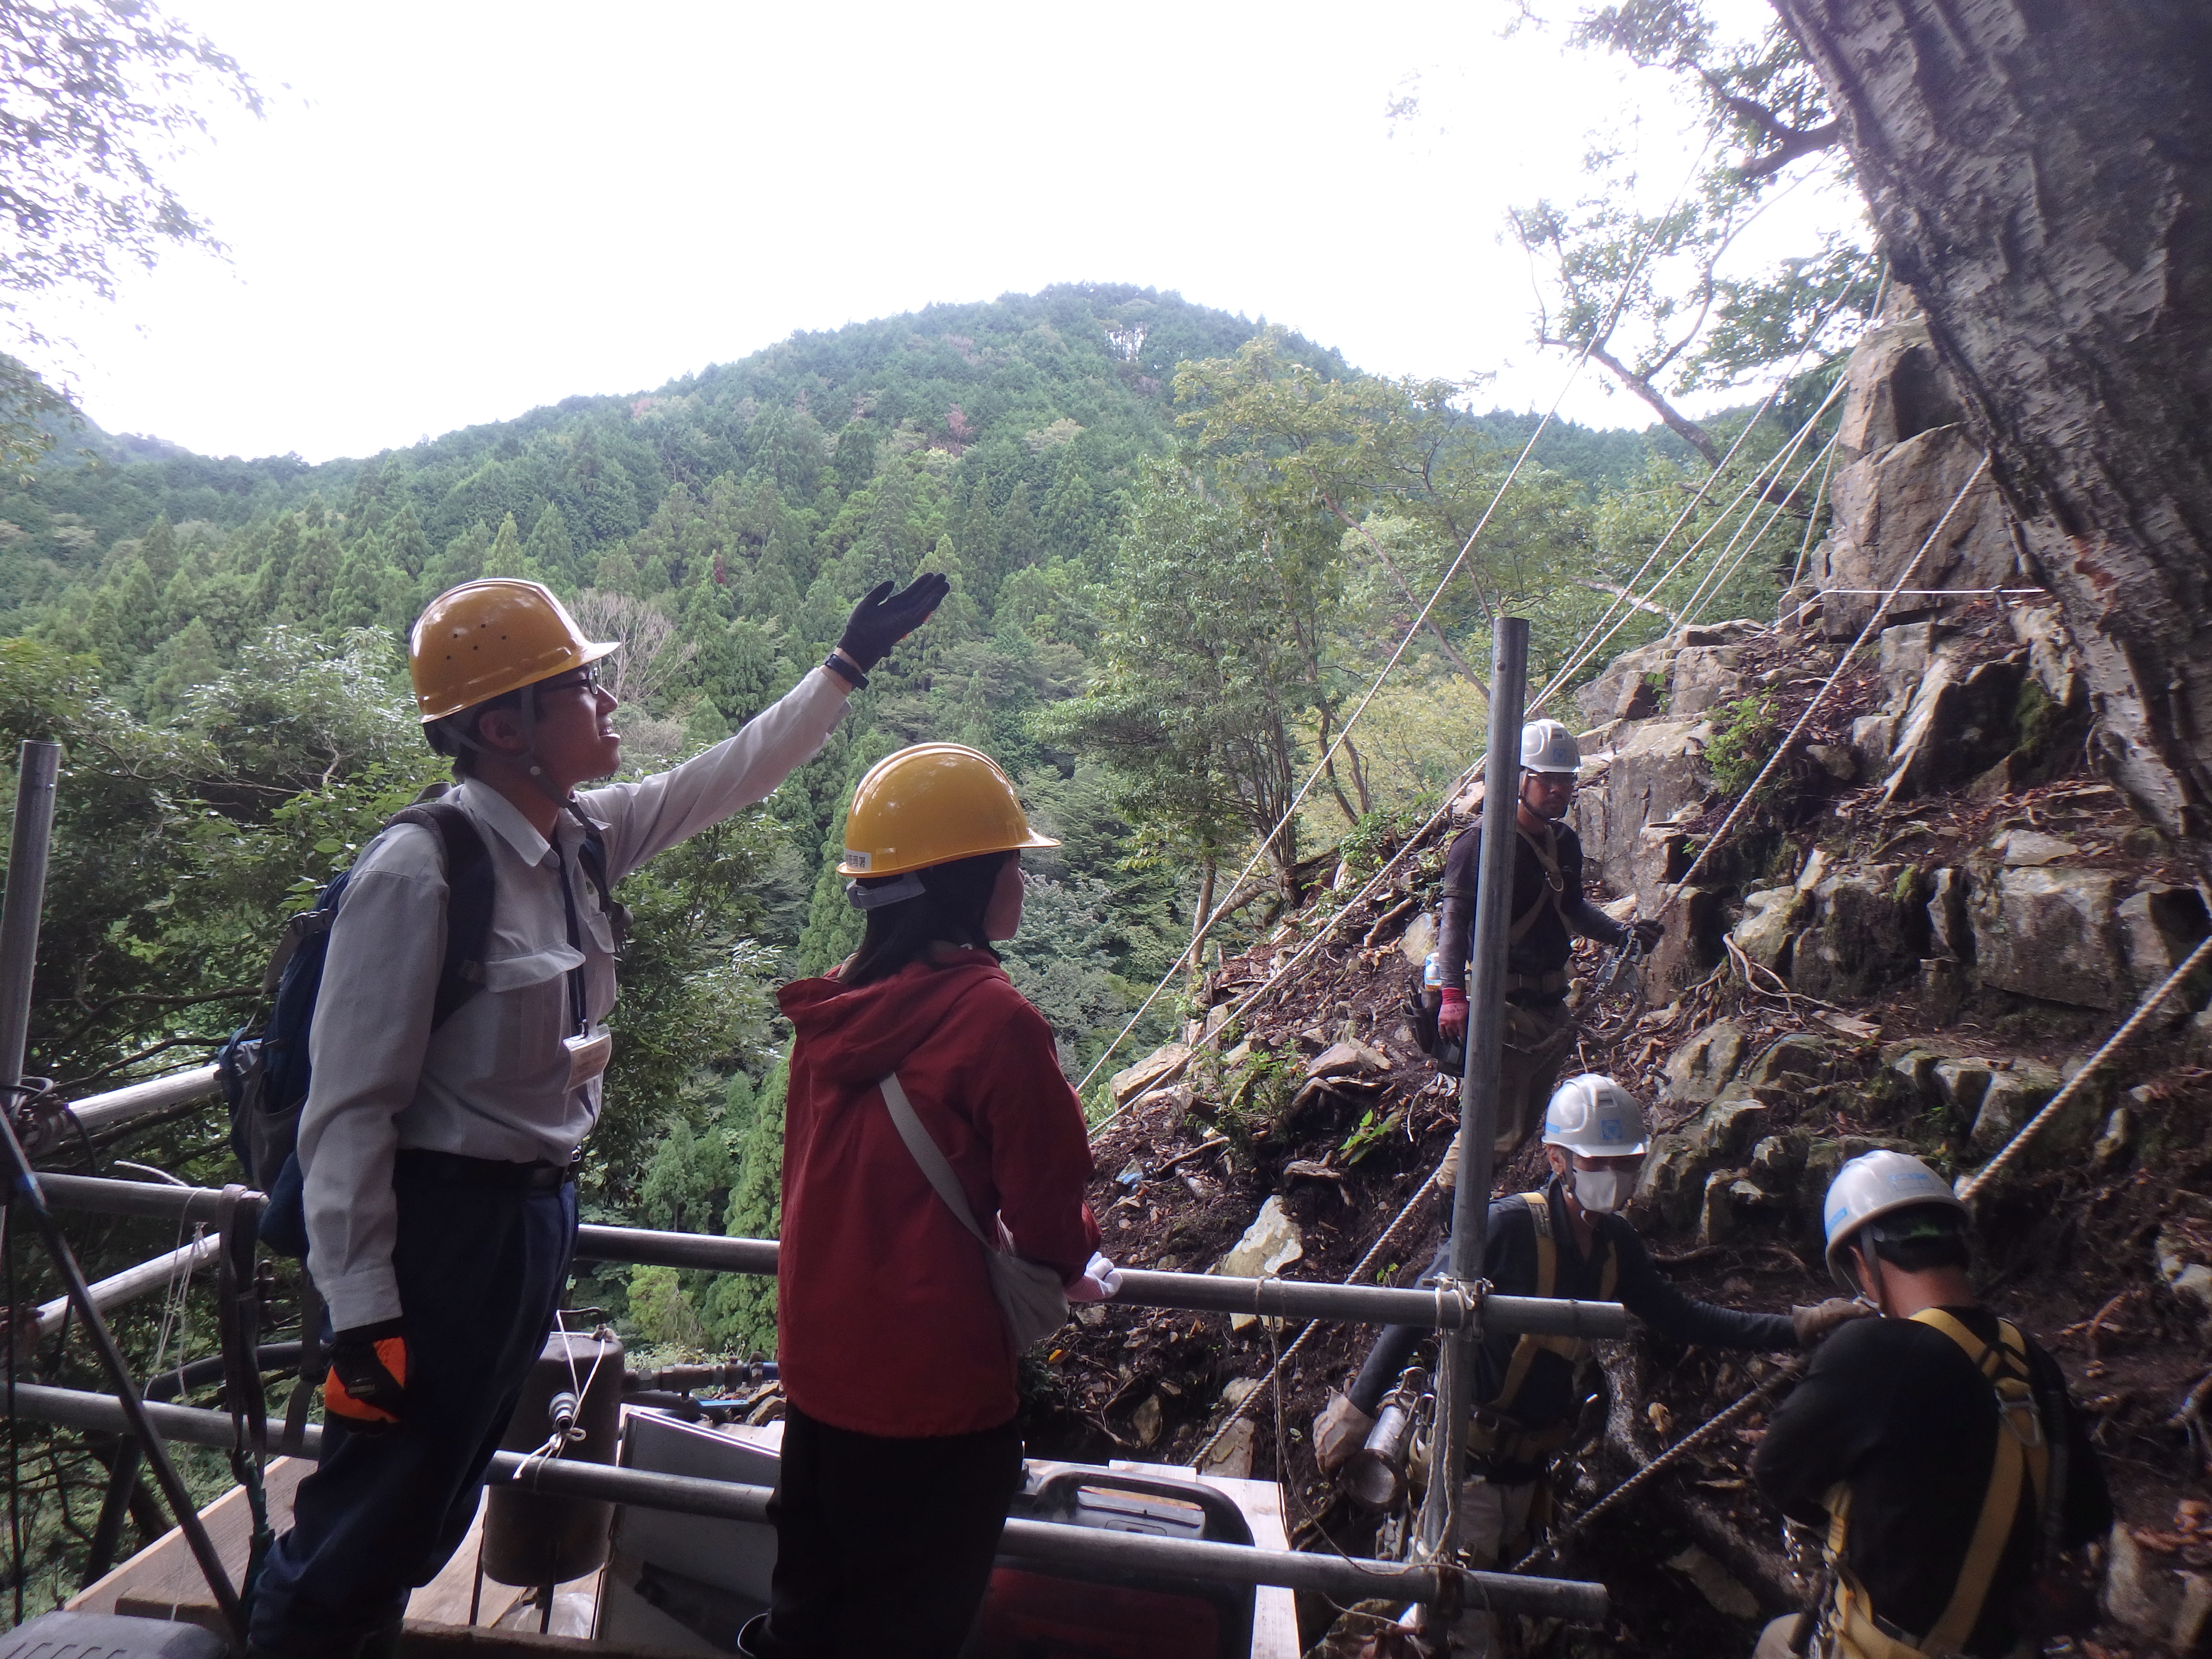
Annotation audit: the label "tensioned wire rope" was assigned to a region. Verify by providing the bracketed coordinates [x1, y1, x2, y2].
[1658, 453, 1992, 912]
[1532, 328, 1859, 701]
[1074, 134, 1722, 1117]
[1673, 425, 1843, 629]
[1082, 291, 1875, 1142]
[1533, 264, 1886, 702]
[1175, 426, 1956, 1484]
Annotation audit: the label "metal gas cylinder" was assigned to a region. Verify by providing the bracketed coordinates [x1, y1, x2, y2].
[482, 1325, 625, 1588]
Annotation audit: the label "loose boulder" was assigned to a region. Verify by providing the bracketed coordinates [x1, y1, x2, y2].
[1111, 1043, 1194, 1107]
[1664, 1021, 1747, 1105]
[1972, 867, 2128, 1010]
[1731, 888, 1808, 973]
[1572, 718, 1710, 910]
[1668, 646, 1748, 716]
[1215, 1197, 1305, 1332]
[1967, 1060, 2062, 1153]
[1792, 864, 1928, 1001]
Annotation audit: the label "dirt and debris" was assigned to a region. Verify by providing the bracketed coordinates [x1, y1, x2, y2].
[1018, 614, 2212, 1656]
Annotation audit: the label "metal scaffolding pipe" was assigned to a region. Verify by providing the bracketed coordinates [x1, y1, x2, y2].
[1425, 618, 1529, 1557]
[41, 1172, 240, 1225]
[4, 1383, 1608, 1624]
[0, 740, 58, 1098]
[63, 1065, 223, 1138]
[0, 741, 245, 1638]
[30, 1233, 220, 1339]
[43, 1177, 1630, 1341]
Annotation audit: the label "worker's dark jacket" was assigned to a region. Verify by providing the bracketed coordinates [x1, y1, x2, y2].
[1437, 818, 1623, 993]
[1752, 1309, 2110, 1657]
[1353, 1178, 1794, 1480]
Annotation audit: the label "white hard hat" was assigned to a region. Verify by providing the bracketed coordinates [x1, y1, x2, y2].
[1521, 719, 1582, 775]
[1821, 1150, 1968, 1289]
[1541, 1075, 1648, 1156]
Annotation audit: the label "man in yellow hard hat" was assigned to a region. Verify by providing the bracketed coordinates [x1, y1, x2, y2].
[248, 573, 946, 1658]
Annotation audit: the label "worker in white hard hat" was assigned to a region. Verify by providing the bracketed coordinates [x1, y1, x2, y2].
[1431, 718, 1663, 1168]
[1750, 1151, 2109, 1659]
[1314, 1077, 1861, 1573]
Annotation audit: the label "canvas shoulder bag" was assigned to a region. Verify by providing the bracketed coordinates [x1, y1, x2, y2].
[878, 1071, 1069, 1350]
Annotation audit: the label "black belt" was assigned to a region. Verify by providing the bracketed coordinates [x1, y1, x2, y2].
[394, 1148, 577, 1192]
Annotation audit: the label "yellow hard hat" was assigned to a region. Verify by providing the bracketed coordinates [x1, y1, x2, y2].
[838, 744, 1059, 878]
[409, 579, 619, 723]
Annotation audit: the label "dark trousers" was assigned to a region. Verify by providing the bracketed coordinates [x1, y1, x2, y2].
[1350, 1242, 1450, 1413]
[249, 1173, 577, 1655]
[753, 1402, 1023, 1659]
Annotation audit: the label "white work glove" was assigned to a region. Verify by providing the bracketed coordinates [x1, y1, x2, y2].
[1066, 1252, 1123, 1304]
[1312, 1391, 1377, 1475]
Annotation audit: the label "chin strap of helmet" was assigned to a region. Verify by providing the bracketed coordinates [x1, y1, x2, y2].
[436, 682, 578, 809]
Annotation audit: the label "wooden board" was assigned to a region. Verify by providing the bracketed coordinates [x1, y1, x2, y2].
[64, 1457, 601, 1641]
[67, 1456, 309, 1622]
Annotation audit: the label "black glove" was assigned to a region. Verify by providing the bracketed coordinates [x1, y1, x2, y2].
[325, 1319, 408, 1432]
[837, 574, 950, 673]
[1629, 918, 1665, 950]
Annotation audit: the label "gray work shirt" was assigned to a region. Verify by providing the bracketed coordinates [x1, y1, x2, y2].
[300, 667, 849, 1330]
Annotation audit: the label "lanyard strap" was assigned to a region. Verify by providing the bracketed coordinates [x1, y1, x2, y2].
[551, 838, 589, 1037]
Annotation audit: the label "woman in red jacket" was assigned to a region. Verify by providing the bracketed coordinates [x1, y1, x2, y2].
[740, 743, 1104, 1659]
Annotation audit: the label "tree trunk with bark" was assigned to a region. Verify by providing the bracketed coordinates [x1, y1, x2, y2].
[1769, 0, 2212, 842]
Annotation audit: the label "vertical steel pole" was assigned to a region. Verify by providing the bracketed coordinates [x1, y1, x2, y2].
[0, 740, 59, 1097]
[1419, 617, 1529, 1557]
[0, 740, 247, 1636]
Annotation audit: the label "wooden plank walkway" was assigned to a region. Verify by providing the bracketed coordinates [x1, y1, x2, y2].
[64, 1457, 637, 1652]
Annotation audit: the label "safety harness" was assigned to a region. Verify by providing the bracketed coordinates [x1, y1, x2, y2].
[1439, 826, 1574, 1005]
[1467, 1191, 1617, 1469]
[1819, 1310, 2051, 1659]
[1505, 825, 1574, 997]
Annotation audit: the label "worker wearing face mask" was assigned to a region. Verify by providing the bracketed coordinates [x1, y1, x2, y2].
[1312, 1076, 1866, 1568]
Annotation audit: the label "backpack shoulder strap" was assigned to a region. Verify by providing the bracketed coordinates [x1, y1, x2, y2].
[878, 1072, 990, 1248]
[574, 820, 632, 951]
[388, 801, 495, 1030]
[1908, 1309, 2052, 1652]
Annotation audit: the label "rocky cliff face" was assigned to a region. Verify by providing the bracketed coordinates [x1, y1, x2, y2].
[1043, 308, 2212, 1657]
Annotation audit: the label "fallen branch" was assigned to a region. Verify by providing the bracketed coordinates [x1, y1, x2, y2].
[1576, 579, 1681, 625]
[1361, 893, 1419, 950]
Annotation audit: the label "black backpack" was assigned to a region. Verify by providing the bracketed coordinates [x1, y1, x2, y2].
[216, 793, 620, 1255]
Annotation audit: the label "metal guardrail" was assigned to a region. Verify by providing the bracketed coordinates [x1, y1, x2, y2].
[40, 1174, 1632, 1342]
[28, 1234, 221, 1340]
[8, 1382, 1609, 1623]
[64, 1064, 223, 1137]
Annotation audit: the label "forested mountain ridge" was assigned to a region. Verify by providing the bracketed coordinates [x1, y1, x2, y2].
[0, 280, 1766, 1382]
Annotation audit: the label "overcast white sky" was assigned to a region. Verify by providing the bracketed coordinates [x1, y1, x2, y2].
[22, 0, 1858, 464]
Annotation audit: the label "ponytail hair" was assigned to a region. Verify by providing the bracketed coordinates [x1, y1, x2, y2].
[841, 850, 1013, 988]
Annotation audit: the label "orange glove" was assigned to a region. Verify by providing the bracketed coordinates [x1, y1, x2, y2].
[325, 1320, 407, 1432]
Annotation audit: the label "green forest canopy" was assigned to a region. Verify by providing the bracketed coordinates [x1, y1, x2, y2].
[0, 280, 1812, 1379]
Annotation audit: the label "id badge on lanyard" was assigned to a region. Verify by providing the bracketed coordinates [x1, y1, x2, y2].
[564, 1029, 613, 1091]
[554, 834, 614, 1094]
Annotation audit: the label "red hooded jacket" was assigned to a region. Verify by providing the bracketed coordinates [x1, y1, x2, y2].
[776, 950, 1099, 1437]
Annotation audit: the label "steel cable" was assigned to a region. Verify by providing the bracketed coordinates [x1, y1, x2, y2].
[1074, 138, 1722, 1104]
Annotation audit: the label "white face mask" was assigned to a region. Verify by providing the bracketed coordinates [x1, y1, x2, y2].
[1573, 1168, 1635, 1214]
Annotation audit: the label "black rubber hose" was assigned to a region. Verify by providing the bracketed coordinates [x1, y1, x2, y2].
[144, 1341, 303, 1403]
